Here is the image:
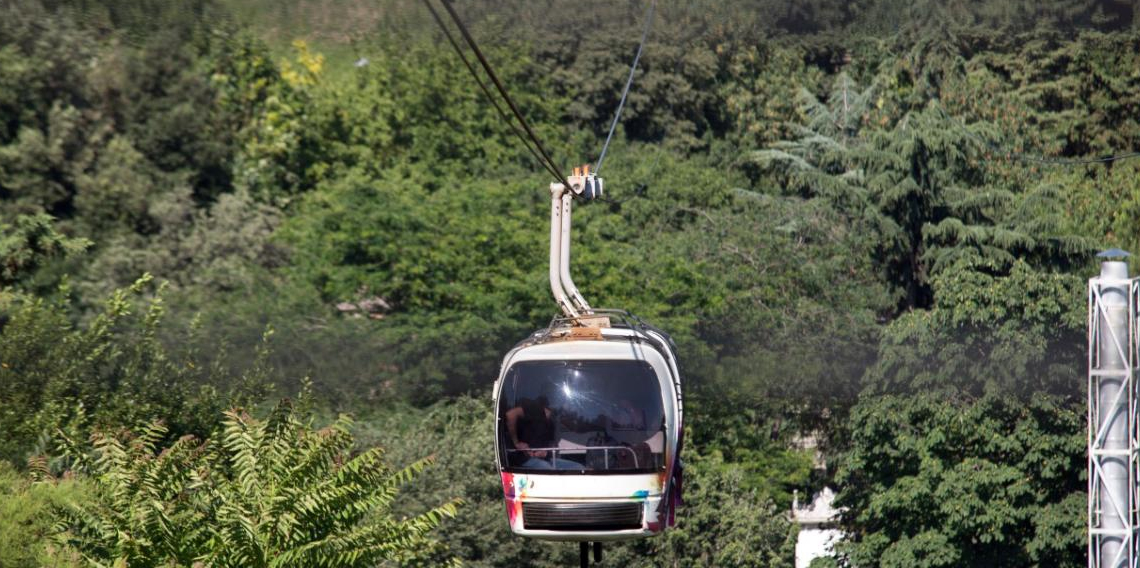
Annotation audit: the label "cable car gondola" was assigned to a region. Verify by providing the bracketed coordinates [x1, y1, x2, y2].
[493, 172, 683, 564]
[420, 1, 676, 561]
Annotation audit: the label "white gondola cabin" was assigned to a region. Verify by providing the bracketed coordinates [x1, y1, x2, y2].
[493, 172, 684, 554]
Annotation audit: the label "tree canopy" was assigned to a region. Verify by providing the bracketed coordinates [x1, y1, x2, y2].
[2, 0, 1137, 565]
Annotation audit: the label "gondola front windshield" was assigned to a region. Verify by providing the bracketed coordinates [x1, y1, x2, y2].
[498, 360, 666, 474]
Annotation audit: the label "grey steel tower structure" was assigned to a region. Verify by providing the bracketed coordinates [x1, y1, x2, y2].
[1089, 251, 1140, 568]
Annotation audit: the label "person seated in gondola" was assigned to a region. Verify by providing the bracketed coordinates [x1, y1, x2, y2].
[505, 395, 581, 470]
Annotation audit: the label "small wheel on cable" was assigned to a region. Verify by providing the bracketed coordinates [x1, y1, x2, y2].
[580, 542, 589, 568]
[593, 541, 602, 563]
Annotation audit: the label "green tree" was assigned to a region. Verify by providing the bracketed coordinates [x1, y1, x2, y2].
[834, 394, 1084, 568]
[865, 258, 1085, 398]
[51, 398, 461, 567]
[0, 461, 84, 568]
[77, 188, 285, 302]
[0, 213, 89, 287]
[0, 275, 268, 465]
[759, 72, 1090, 312]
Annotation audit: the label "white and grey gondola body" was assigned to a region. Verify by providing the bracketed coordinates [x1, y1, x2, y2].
[493, 314, 683, 541]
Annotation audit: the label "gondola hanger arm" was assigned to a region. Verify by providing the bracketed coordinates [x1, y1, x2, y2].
[549, 167, 607, 326]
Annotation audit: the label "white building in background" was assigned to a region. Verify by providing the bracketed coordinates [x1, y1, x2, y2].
[792, 486, 842, 568]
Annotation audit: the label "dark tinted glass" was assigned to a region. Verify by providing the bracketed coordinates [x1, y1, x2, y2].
[498, 360, 666, 474]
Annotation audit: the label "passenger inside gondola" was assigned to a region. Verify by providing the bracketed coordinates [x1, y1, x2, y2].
[505, 395, 581, 470]
[499, 360, 667, 473]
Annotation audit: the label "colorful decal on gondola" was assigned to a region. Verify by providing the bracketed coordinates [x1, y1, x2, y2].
[501, 472, 531, 529]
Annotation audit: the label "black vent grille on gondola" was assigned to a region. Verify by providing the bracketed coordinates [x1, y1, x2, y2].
[522, 502, 643, 531]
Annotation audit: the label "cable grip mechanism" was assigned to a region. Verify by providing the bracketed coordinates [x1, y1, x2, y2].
[567, 164, 604, 201]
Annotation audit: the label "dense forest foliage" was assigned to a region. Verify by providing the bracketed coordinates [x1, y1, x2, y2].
[1, 0, 1138, 565]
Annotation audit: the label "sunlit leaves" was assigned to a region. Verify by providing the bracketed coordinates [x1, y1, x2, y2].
[53, 399, 461, 567]
[835, 394, 1084, 567]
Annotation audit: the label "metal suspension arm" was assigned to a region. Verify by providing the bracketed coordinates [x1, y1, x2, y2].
[550, 183, 580, 318]
[560, 192, 592, 314]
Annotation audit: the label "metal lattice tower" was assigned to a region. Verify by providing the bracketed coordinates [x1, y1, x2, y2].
[1089, 256, 1140, 568]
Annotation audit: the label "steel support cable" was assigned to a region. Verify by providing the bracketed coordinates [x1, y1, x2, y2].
[438, 0, 572, 189]
[998, 147, 1140, 166]
[977, 134, 1140, 166]
[596, 146, 663, 206]
[594, 0, 656, 176]
[422, 0, 562, 181]
[937, 106, 1140, 166]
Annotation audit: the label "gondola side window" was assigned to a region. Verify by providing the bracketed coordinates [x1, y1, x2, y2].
[498, 360, 666, 474]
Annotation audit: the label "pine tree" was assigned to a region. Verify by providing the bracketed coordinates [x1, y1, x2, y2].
[756, 73, 1091, 312]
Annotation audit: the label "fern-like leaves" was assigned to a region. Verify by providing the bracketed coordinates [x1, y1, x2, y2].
[52, 400, 460, 567]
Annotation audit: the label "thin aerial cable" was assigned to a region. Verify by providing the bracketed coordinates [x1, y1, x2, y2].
[997, 148, 1140, 166]
[597, 146, 664, 206]
[421, 0, 563, 180]
[438, 0, 571, 188]
[939, 106, 1140, 166]
[595, 0, 656, 176]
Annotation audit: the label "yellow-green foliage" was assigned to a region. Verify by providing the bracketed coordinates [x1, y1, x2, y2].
[0, 461, 85, 568]
[51, 398, 462, 567]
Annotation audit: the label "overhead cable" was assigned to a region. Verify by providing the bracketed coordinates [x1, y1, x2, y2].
[437, 0, 572, 188]
[421, 0, 562, 181]
[594, 0, 656, 176]
[998, 149, 1140, 166]
[939, 106, 1140, 167]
